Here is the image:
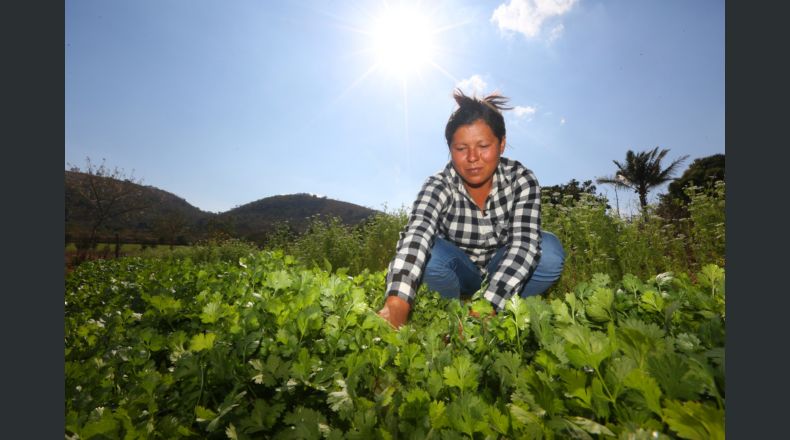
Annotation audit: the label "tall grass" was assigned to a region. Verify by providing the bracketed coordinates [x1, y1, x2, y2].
[267, 210, 409, 275]
[270, 182, 725, 298]
[542, 181, 724, 294]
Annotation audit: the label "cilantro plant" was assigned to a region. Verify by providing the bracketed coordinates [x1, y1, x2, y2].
[66, 249, 724, 439]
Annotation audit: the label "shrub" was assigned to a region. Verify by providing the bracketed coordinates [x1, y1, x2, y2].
[266, 209, 409, 276]
[168, 237, 260, 264]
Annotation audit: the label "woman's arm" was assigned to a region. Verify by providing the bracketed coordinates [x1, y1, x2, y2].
[379, 176, 450, 327]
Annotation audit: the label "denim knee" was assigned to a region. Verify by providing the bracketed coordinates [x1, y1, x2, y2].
[423, 265, 461, 299]
[538, 231, 565, 280]
[423, 239, 462, 298]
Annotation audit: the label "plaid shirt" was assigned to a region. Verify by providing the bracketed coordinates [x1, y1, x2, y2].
[386, 156, 542, 311]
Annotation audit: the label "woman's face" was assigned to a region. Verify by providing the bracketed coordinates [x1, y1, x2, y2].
[449, 119, 505, 190]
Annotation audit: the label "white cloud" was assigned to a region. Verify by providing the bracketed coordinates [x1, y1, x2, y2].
[548, 24, 565, 42]
[513, 105, 537, 119]
[560, 117, 566, 125]
[491, 0, 578, 39]
[455, 74, 488, 97]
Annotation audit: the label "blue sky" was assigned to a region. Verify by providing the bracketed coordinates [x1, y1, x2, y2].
[65, 0, 724, 215]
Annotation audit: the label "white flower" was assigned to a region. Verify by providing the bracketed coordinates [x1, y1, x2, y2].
[655, 272, 674, 286]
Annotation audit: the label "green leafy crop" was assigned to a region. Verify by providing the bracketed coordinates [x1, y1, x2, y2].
[66, 252, 724, 439]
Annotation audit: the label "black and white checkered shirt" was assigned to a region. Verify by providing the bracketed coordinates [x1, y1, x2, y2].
[386, 156, 542, 311]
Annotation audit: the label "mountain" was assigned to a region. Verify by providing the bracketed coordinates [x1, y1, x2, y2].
[219, 193, 378, 243]
[65, 170, 216, 244]
[65, 171, 378, 245]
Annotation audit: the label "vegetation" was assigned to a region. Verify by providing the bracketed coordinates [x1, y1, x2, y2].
[541, 179, 607, 206]
[66, 158, 151, 250]
[65, 172, 725, 438]
[656, 154, 725, 221]
[66, 165, 377, 248]
[266, 211, 410, 276]
[596, 148, 689, 211]
[66, 256, 724, 439]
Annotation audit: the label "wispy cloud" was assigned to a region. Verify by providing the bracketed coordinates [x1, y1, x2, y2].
[548, 24, 565, 42]
[491, 0, 578, 40]
[513, 105, 537, 119]
[455, 74, 488, 96]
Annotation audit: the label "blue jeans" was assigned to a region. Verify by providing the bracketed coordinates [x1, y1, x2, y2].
[422, 231, 565, 299]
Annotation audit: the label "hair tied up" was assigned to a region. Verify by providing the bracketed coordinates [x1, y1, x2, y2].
[452, 88, 513, 112]
[445, 88, 512, 146]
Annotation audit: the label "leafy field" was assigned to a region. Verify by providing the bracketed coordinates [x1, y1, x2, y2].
[65, 249, 724, 439]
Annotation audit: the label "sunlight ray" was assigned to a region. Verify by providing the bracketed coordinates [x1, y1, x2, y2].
[296, 63, 381, 135]
[427, 60, 460, 84]
[431, 19, 475, 35]
[336, 63, 381, 103]
[400, 78, 411, 173]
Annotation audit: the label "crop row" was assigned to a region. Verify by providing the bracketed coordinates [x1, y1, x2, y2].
[65, 251, 724, 439]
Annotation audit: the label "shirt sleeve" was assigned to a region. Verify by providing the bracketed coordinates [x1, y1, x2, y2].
[483, 170, 542, 311]
[385, 176, 450, 306]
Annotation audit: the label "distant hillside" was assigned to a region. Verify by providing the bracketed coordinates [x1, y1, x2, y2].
[65, 170, 216, 244]
[65, 171, 378, 245]
[220, 194, 379, 243]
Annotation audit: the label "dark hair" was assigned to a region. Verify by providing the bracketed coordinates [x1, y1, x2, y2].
[444, 89, 513, 147]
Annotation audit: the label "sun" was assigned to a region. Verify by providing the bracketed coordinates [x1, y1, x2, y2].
[369, 4, 438, 79]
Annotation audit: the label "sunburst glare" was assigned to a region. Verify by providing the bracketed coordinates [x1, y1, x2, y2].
[370, 4, 437, 78]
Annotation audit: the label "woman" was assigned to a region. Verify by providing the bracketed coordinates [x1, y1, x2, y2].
[378, 89, 565, 329]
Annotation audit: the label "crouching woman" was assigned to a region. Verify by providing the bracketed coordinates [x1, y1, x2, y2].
[378, 90, 565, 328]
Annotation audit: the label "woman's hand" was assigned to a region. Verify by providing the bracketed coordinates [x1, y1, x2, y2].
[378, 295, 411, 329]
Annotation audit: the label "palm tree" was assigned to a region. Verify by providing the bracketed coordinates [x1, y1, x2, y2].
[596, 147, 689, 212]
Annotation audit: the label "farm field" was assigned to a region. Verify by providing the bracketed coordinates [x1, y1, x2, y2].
[65, 185, 725, 439]
[66, 243, 191, 254]
[65, 251, 724, 439]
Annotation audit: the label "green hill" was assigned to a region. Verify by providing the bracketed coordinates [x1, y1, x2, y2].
[65, 171, 378, 246]
[219, 193, 378, 243]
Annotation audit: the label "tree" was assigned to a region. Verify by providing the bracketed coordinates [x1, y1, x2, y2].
[656, 153, 725, 220]
[155, 210, 190, 248]
[596, 147, 689, 212]
[67, 157, 149, 250]
[666, 154, 725, 202]
[542, 179, 608, 206]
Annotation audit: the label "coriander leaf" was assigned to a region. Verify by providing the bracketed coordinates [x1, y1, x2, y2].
[200, 301, 223, 324]
[428, 400, 448, 429]
[586, 287, 614, 323]
[190, 333, 216, 352]
[663, 400, 724, 440]
[443, 354, 480, 393]
[623, 369, 663, 416]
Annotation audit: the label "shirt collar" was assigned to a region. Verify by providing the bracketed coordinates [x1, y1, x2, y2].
[444, 157, 510, 196]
